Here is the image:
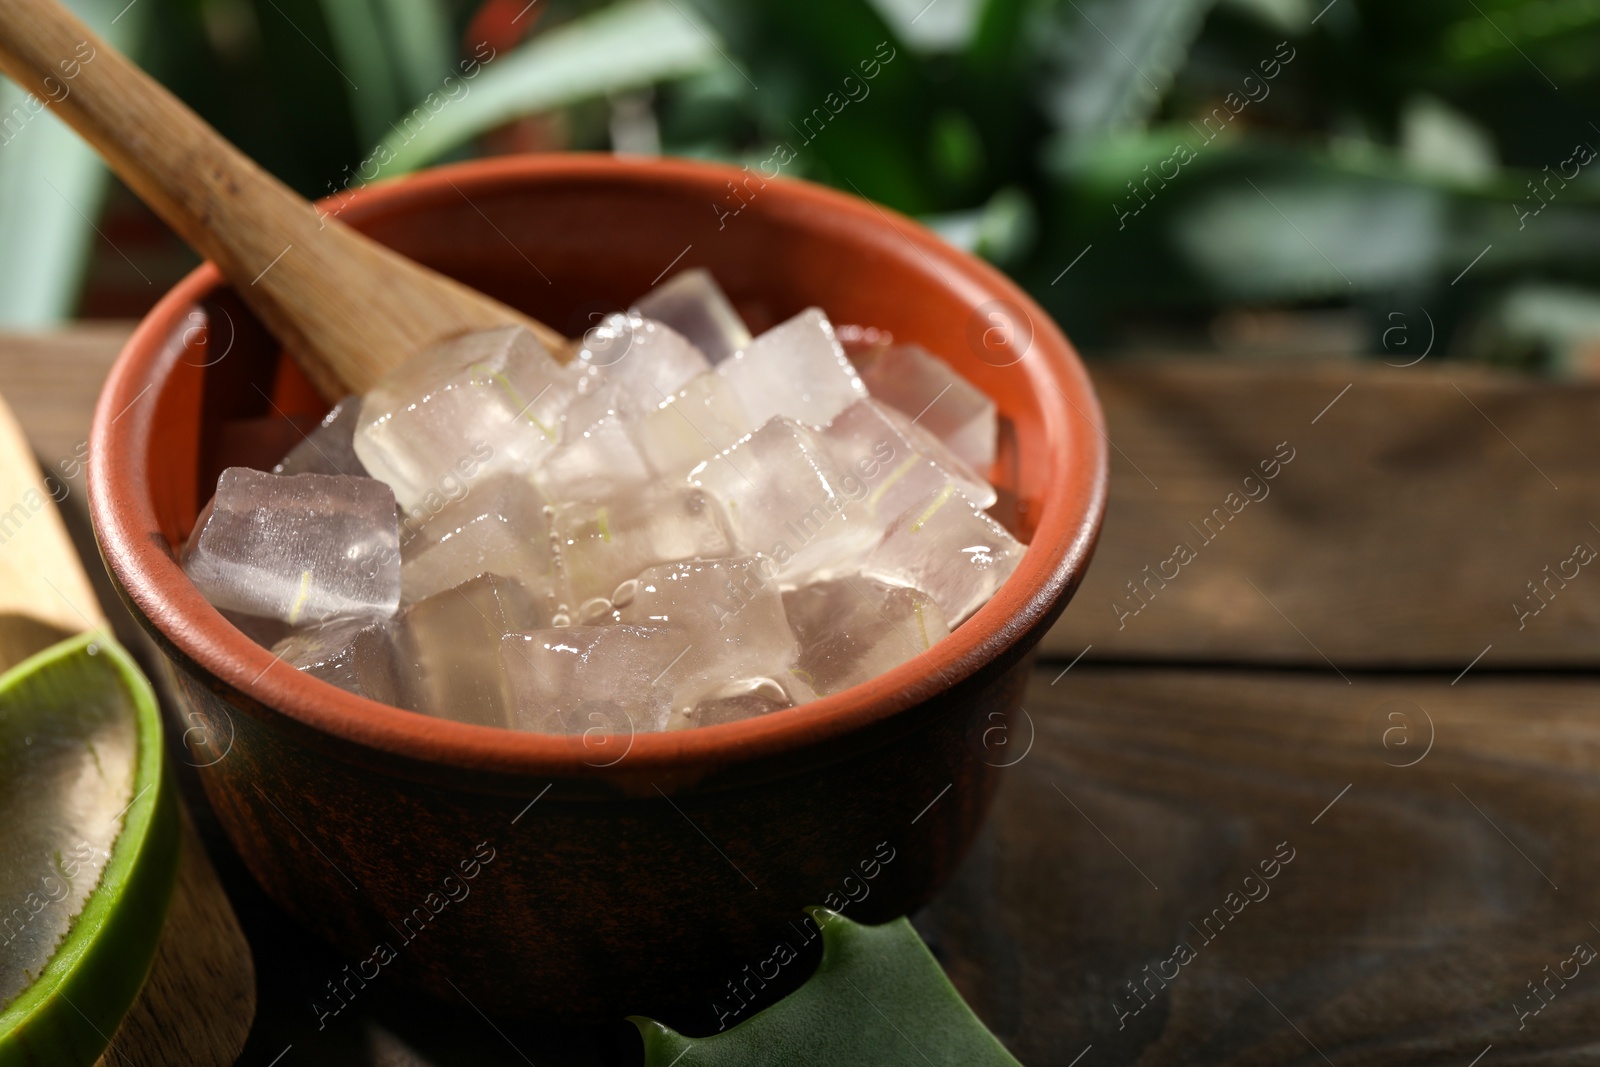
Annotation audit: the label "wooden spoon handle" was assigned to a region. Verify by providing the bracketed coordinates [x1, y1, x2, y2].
[0, 0, 566, 398]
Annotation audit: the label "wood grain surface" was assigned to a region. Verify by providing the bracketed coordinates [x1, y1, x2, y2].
[0, 325, 125, 468]
[3, 327, 1596, 1065]
[919, 666, 1600, 1067]
[98, 810, 256, 1067]
[1038, 359, 1600, 670]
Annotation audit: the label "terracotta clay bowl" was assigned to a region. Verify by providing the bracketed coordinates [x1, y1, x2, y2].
[88, 154, 1106, 1024]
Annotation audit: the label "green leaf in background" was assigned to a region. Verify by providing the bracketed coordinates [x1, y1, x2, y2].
[369, 0, 453, 106]
[1037, 0, 1218, 138]
[0, 0, 152, 328]
[315, 0, 452, 148]
[866, 0, 983, 53]
[631, 909, 1022, 1067]
[925, 185, 1037, 266]
[10, 0, 1600, 363]
[372, 0, 720, 178]
[1041, 132, 1600, 312]
[685, 0, 939, 212]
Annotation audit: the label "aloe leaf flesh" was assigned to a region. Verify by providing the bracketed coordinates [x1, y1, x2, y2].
[0, 634, 178, 1067]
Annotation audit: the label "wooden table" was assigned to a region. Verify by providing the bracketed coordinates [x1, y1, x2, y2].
[6, 330, 1598, 1066]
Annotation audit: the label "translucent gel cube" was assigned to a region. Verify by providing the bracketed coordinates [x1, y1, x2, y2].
[353, 326, 571, 512]
[399, 473, 560, 608]
[633, 370, 754, 479]
[533, 387, 654, 505]
[689, 417, 878, 581]
[823, 399, 996, 523]
[500, 626, 682, 734]
[274, 395, 368, 478]
[395, 573, 547, 727]
[552, 486, 735, 605]
[571, 312, 711, 408]
[271, 616, 401, 705]
[862, 485, 1024, 624]
[632, 268, 752, 364]
[670, 675, 815, 731]
[716, 308, 866, 428]
[852, 344, 998, 472]
[783, 574, 951, 697]
[219, 608, 291, 650]
[182, 467, 400, 626]
[616, 556, 801, 709]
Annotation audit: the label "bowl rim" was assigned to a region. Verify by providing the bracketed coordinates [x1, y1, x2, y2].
[89, 153, 1107, 777]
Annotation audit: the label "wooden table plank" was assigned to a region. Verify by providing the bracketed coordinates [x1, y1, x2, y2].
[101, 810, 256, 1066]
[919, 665, 1600, 1066]
[1040, 359, 1600, 670]
[0, 325, 130, 470]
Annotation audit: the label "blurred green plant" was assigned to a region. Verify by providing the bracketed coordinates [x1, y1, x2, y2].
[6, 0, 1600, 366]
[372, 0, 718, 176]
[0, 0, 152, 327]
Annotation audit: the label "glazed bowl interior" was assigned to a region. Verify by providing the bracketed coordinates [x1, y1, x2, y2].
[92, 155, 1106, 779]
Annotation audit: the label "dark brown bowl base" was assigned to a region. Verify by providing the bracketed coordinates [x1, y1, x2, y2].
[150, 629, 1028, 1024]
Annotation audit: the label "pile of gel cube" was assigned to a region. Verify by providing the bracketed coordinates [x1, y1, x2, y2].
[181, 270, 1022, 733]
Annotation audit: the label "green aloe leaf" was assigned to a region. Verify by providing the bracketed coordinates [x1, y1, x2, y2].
[373, 0, 721, 178]
[687, 0, 939, 212]
[632, 909, 1021, 1067]
[314, 0, 453, 148]
[1038, 131, 1600, 314]
[1036, 0, 1217, 138]
[0, 0, 153, 327]
[367, 0, 453, 106]
[0, 634, 179, 1067]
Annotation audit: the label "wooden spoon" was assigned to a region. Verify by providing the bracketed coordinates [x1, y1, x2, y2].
[0, 393, 255, 1066]
[0, 0, 569, 401]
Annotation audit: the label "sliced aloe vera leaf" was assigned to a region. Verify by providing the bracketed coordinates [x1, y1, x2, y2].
[0, 633, 178, 1067]
[632, 909, 1022, 1066]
